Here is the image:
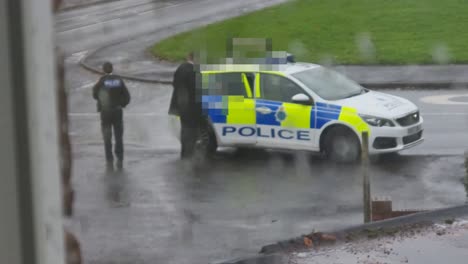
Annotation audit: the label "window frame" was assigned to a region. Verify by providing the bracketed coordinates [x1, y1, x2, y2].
[202, 71, 254, 98]
[258, 72, 312, 104]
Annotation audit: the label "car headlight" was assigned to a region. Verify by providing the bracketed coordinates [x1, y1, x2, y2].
[359, 114, 395, 127]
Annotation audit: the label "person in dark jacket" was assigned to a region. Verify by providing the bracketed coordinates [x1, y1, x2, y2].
[93, 62, 131, 170]
[169, 52, 202, 159]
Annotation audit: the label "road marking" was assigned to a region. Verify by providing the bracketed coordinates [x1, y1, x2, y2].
[69, 112, 162, 117]
[61, 18, 124, 33]
[69, 112, 468, 119]
[423, 113, 468, 116]
[66, 51, 89, 63]
[70, 112, 468, 116]
[420, 94, 468, 105]
[57, 1, 183, 33]
[70, 50, 88, 58]
[137, 2, 185, 16]
[73, 83, 95, 91]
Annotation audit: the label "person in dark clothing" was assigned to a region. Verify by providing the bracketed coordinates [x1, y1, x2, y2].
[93, 62, 131, 170]
[169, 52, 202, 159]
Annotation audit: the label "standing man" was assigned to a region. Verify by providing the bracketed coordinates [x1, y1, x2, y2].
[93, 62, 131, 170]
[169, 52, 201, 159]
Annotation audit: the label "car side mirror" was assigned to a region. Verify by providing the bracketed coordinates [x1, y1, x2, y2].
[291, 93, 312, 105]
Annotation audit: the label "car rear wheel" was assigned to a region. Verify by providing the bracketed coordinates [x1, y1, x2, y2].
[194, 122, 217, 158]
[324, 127, 361, 163]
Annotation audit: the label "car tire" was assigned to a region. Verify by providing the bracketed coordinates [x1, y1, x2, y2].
[197, 123, 217, 158]
[191, 125, 216, 169]
[324, 127, 361, 163]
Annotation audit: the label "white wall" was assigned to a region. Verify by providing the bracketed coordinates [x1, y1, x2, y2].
[0, 0, 65, 263]
[0, 0, 23, 262]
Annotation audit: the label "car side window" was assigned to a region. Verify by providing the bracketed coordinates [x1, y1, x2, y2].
[205, 72, 251, 97]
[260, 73, 306, 102]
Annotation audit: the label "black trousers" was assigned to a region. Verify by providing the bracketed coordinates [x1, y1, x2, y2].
[101, 109, 124, 162]
[180, 116, 201, 159]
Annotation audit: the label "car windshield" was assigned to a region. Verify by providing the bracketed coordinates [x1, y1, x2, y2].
[292, 67, 364, 100]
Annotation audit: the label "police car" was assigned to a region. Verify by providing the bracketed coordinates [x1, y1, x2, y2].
[171, 58, 423, 162]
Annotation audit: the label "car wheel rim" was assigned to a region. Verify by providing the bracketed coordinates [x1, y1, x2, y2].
[332, 136, 356, 160]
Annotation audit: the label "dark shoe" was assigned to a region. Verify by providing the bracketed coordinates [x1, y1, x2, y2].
[116, 160, 123, 170]
[106, 161, 114, 171]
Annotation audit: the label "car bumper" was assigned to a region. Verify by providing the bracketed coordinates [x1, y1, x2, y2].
[367, 119, 424, 154]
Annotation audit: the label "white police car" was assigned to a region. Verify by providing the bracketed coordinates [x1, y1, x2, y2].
[170, 60, 423, 162]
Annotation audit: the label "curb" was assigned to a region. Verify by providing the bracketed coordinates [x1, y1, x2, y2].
[217, 205, 468, 264]
[81, 48, 468, 88]
[361, 81, 468, 89]
[76, 3, 468, 89]
[214, 253, 288, 264]
[339, 204, 468, 235]
[259, 204, 468, 255]
[80, 46, 174, 84]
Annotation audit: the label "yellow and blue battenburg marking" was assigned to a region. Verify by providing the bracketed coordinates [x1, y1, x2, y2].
[315, 102, 341, 129]
[202, 95, 369, 140]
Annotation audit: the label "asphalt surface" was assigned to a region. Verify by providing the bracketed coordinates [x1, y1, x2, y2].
[66, 76, 468, 264]
[56, 0, 288, 55]
[57, 1, 468, 263]
[384, 88, 468, 155]
[61, 0, 122, 10]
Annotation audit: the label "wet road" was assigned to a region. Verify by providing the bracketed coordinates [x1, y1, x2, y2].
[69, 149, 467, 264]
[57, 1, 468, 263]
[56, 0, 288, 54]
[67, 76, 468, 263]
[384, 89, 468, 156]
[56, 0, 189, 53]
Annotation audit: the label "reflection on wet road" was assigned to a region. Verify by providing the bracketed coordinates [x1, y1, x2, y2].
[68, 144, 467, 264]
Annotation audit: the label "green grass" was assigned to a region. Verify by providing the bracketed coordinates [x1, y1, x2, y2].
[152, 0, 468, 64]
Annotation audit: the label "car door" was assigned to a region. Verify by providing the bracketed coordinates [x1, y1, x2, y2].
[202, 72, 256, 146]
[255, 73, 315, 150]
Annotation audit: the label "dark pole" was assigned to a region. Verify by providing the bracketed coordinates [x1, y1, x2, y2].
[362, 131, 371, 223]
[464, 151, 468, 204]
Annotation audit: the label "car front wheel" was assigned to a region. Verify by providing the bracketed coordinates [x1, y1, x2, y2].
[193, 122, 217, 160]
[324, 127, 361, 163]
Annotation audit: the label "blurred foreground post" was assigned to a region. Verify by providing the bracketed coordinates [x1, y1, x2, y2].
[464, 151, 468, 204]
[0, 0, 65, 263]
[362, 131, 371, 223]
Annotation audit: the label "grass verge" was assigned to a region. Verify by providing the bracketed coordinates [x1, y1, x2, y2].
[152, 0, 468, 64]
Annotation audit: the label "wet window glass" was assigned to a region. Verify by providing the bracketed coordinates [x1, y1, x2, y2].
[292, 68, 363, 101]
[19, 1, 468, 264]
[208, 72, 247, 96]
[260, 73, 305, 102]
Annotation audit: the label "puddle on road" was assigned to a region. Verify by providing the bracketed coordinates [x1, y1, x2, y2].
[163, 150, 468, 243]
[181, 151, 467, 214]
